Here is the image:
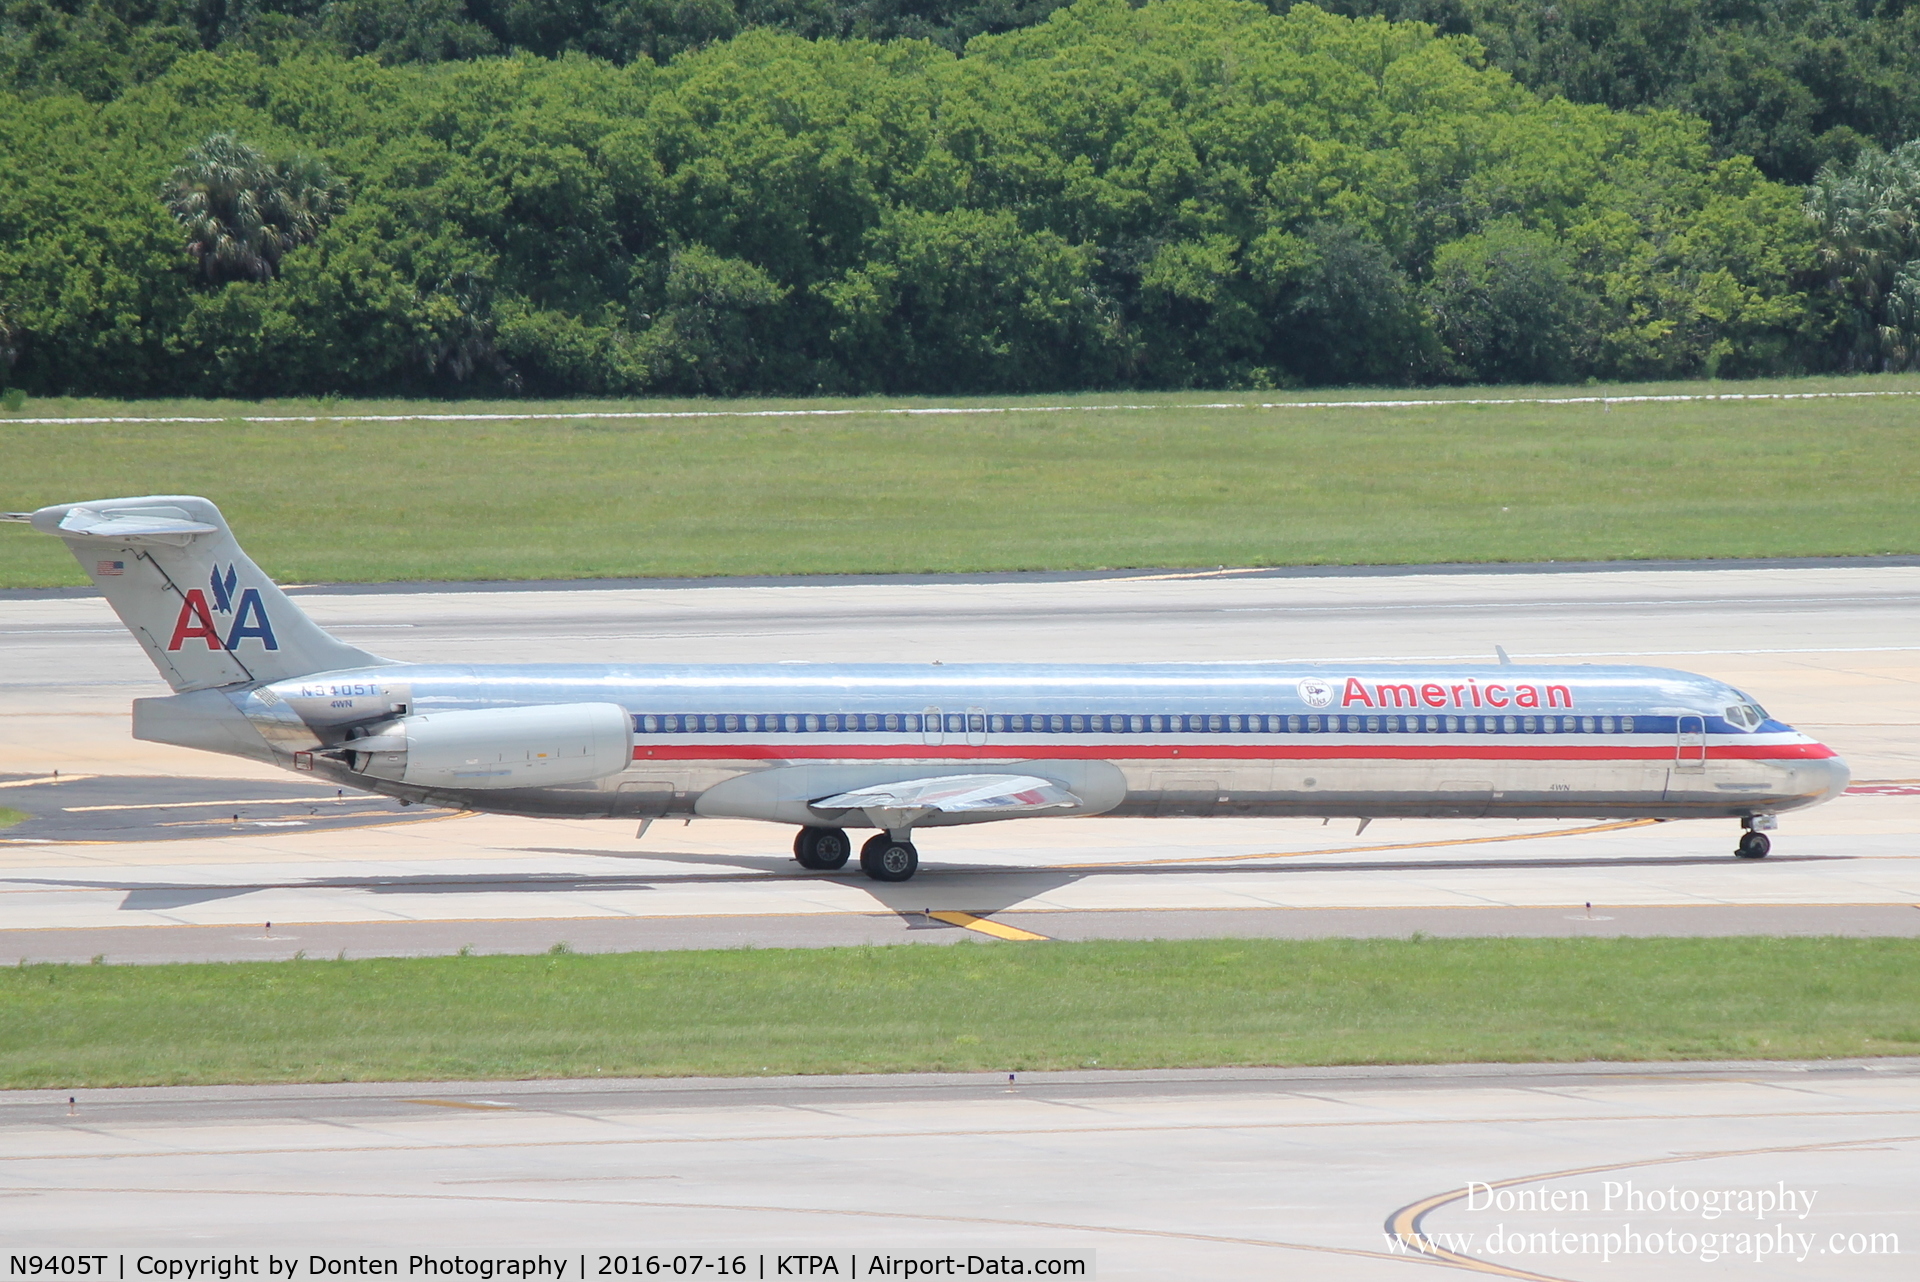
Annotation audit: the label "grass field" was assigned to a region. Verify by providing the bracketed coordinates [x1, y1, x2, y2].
[0, 808, 23, 829]
[3, 938, 1915, 1088]
[3, 375, 1920, 588]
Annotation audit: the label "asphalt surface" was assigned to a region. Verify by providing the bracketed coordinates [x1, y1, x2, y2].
[6, 903, 1920, 965]
[3, 1060, 1914, 1279]
[0, 771, 457, 842]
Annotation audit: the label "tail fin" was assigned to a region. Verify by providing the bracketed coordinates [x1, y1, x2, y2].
[18, 496, 383, 691]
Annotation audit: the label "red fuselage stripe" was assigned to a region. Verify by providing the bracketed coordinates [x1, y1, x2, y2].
[631, 742, 1835, 763]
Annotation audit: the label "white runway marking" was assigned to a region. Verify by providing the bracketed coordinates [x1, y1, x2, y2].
[7, 387, 1919, 427]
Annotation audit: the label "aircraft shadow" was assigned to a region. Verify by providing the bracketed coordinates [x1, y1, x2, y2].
[2, 847, 1842, 916]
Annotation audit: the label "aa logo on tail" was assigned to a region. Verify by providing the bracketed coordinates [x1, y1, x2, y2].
[167, 564, 278, 651]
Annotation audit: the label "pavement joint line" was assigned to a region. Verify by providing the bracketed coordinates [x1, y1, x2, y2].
[61, 797, 398, 813]
[1042, 818, 1661, 869]
[7, 1055, 1913, 1102]
[0, 1181, 1434, 1269]
[0, 809, 474, 847]
[6, 1109, 1917, 1164]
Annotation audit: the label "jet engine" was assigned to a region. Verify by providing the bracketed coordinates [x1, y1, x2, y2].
[341, 702, 633, 790]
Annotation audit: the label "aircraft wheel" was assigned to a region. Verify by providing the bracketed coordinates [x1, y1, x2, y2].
[1735, 831, 1771, 859]
[794, 827, 851, 871]
[860, 833, 919, 882]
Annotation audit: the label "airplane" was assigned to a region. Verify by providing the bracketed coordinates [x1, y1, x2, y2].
[5, 495, 1848, 881]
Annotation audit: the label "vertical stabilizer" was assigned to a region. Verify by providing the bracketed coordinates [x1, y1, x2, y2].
[24, 496, 382, 691]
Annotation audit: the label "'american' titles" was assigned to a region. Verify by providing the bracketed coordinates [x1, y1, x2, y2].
[1340, 678, 1572, 710]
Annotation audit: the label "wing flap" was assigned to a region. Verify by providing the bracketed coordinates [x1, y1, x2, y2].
[814, 773, 1080, 815]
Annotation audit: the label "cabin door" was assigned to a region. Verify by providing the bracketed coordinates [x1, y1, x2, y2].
[1674, 715, 1707, 772]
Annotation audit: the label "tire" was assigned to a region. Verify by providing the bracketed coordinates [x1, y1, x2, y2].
[1736, 831, 1771, 859]
[794, 827, 851, 871]
[860, 833, 919, 882]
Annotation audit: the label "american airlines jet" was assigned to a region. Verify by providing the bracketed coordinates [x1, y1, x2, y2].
[7, 496, 1848, 881]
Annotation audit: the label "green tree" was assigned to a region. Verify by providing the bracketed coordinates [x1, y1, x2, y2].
[1806, 140, 1920, 372]
[162, 132, 345, 283]
[1425, 220, 1589, 383]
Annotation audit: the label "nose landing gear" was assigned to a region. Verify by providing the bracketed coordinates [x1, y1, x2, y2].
[1736, 814, 1776, 858]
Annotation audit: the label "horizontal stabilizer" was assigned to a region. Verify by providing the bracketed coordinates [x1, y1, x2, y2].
[814, 773, 1080, 815]
[55, 505, 219, 539]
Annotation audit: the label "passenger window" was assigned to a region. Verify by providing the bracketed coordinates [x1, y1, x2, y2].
[1522, 716, 1536, 733]
[1619, 716, 1634, 732]
[1365, 716, 1380, 733]
[1600, 716, 1615, 733]
[1287, 715, 1301, 733]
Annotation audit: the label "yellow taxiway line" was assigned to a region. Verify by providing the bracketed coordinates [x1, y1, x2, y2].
[924, 910, 1051, 941]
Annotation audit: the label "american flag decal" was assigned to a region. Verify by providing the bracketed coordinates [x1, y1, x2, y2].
[97, 560, 124, 576]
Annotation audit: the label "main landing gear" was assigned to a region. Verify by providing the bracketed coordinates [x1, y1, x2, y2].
[793, 826, 851, 870]
[1736, 815, 1776, 859]
[860, 833, 919, 883]
[791, 827, 919, 881]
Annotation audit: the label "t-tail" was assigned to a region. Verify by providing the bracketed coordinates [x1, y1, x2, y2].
[10, 495, 381, 690]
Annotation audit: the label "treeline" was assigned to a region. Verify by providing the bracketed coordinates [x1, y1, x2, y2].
[0, 0, 1914, 396]
[10, 0, 1920, 184]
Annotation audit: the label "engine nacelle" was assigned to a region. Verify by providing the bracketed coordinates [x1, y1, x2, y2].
[346, 702, 633, 791]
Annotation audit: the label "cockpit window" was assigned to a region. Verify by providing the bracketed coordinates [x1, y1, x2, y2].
[1724, 704, 1767, 731]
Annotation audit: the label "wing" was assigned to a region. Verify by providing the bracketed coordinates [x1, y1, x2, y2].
[813, 773, 1081, 815]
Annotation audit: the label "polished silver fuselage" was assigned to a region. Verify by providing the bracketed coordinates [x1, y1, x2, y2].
[227, 661, 1848, 828]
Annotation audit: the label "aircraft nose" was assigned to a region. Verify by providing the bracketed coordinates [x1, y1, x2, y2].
[1785, 747, 1850, 807]
[1809, 750, 1851, 805]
